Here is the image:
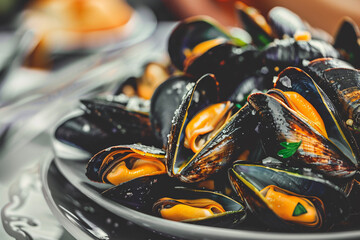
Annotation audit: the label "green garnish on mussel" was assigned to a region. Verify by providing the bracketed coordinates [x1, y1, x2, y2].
[247, 67, 358, 179]
[229, 163, 348, 231]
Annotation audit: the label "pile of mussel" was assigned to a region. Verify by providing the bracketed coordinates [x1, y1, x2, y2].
[55, 2, 360, 232]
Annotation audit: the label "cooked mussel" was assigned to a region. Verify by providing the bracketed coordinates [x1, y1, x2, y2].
[229, 163, 348, 231]
[307, 58, 360, 135]
[274, 67, 359, 166]
[167, 74, 257, 182]
[152, 187, 246, 227]
[333, 17, 360, 68]
[118, 62, 170, 100]
[247, 68, 358, 178]
[86, 144, 166, 185]
[267, 6, 307, 39]
[235, 1, 273, 48]
[102, 174, 175, 212]
[168, 16, 257, 99]
[259, 38, 340, 76]
[150, 75, 194, 148]
[168, 16, 247, 71]
[80, 95, 161, 148]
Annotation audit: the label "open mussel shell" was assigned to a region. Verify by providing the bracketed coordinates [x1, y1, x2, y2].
[268, 6, 307, 39]
[167, 74, 257, 183]
[259, 38, 340, 76]
[235, 1, 273, 48]
[168, 16, 236, 71]
[86, 144, 166, 185]
[247, 91, 357, 179]
[274, 67, 359, 167]
[80, 95, 161, 148]
[333, 17, 360, 68]
[152, 187, 246, 227]
[229, 163, 348, 231]
[150, 75, 194, 148]
[307, 58, 360, 135]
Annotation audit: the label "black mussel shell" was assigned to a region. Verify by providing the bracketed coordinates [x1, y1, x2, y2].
[80, 96, 161, 148]
[102, 174, 176, 212]
[306, 58, 353, 76]
[334, 17, 360, 68]
[152, 187, 246, 227]
[168, 16, 234, 71]
[259, 38, 340, 76]
[268, 7, 307, 39]
[229, 163, 348, 231]
[247, 92, 357, 179]
[235, 1, 273, 48]
[86, 144, 165, 184]
[150, 75, 193, 148]
[184, 42, 259, 100]
[267, 7, 332, 43]
[274, 67, 359, 167]
[307, 59, 360, 135]
[54, 111, 122, 155]
[228, 73, 270, 105]
[167, 74, 257, 182]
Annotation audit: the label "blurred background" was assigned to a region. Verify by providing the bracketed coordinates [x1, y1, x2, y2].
[0, 0, 359, 239]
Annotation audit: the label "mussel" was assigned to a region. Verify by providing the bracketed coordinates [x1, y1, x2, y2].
[229, 163, 348, 231]
[54, 93, 160, 156]
[80, 95, 161, 148]
[258, 38, 340, 76]
[152, 187, 246, 227]
[235, 1, 273, 47]
[86, 144, 166, 185]
[167, 74, 257, 183]
[150, 75, 194, 148]
[168, 16, 247, 71]
[333, 17, 360, 68]
[168, 16, 258, 99]
[247, 67, 358, 179]
[307, 58, 360, 136]
[117, 62, 170, 100]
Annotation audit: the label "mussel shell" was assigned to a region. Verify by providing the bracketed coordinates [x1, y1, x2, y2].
[247, 92, 357, 178]
[150, 75, 193, 148]
[167, 74, 257, 182]
[274, 67, 359, 166]
[235, 1, 273, 48]
[229, 163, 348, 231]
[306, 58, 353, 75]
[102, 174, 176, 212]
[152, 187, 246, 227]
[268, 7, 307, 39]
[333, 17, 360, 68]
[80, 96, 160, 148]
[168, 16, 233, 71]
[54, 111, 122, 155]
[184, 42, 259, 100]
[86, 144, 165, 184]
[259, 38, 340, 75]
[307, 59, 360, 133]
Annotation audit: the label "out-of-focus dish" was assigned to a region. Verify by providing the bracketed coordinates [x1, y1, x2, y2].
[21, 0, 154, 68]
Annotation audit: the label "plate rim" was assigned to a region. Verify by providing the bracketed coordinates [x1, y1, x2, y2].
[41, 155, 360, 240]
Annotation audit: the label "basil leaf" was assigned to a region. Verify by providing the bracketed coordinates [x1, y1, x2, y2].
[277, 141, 302, 158]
